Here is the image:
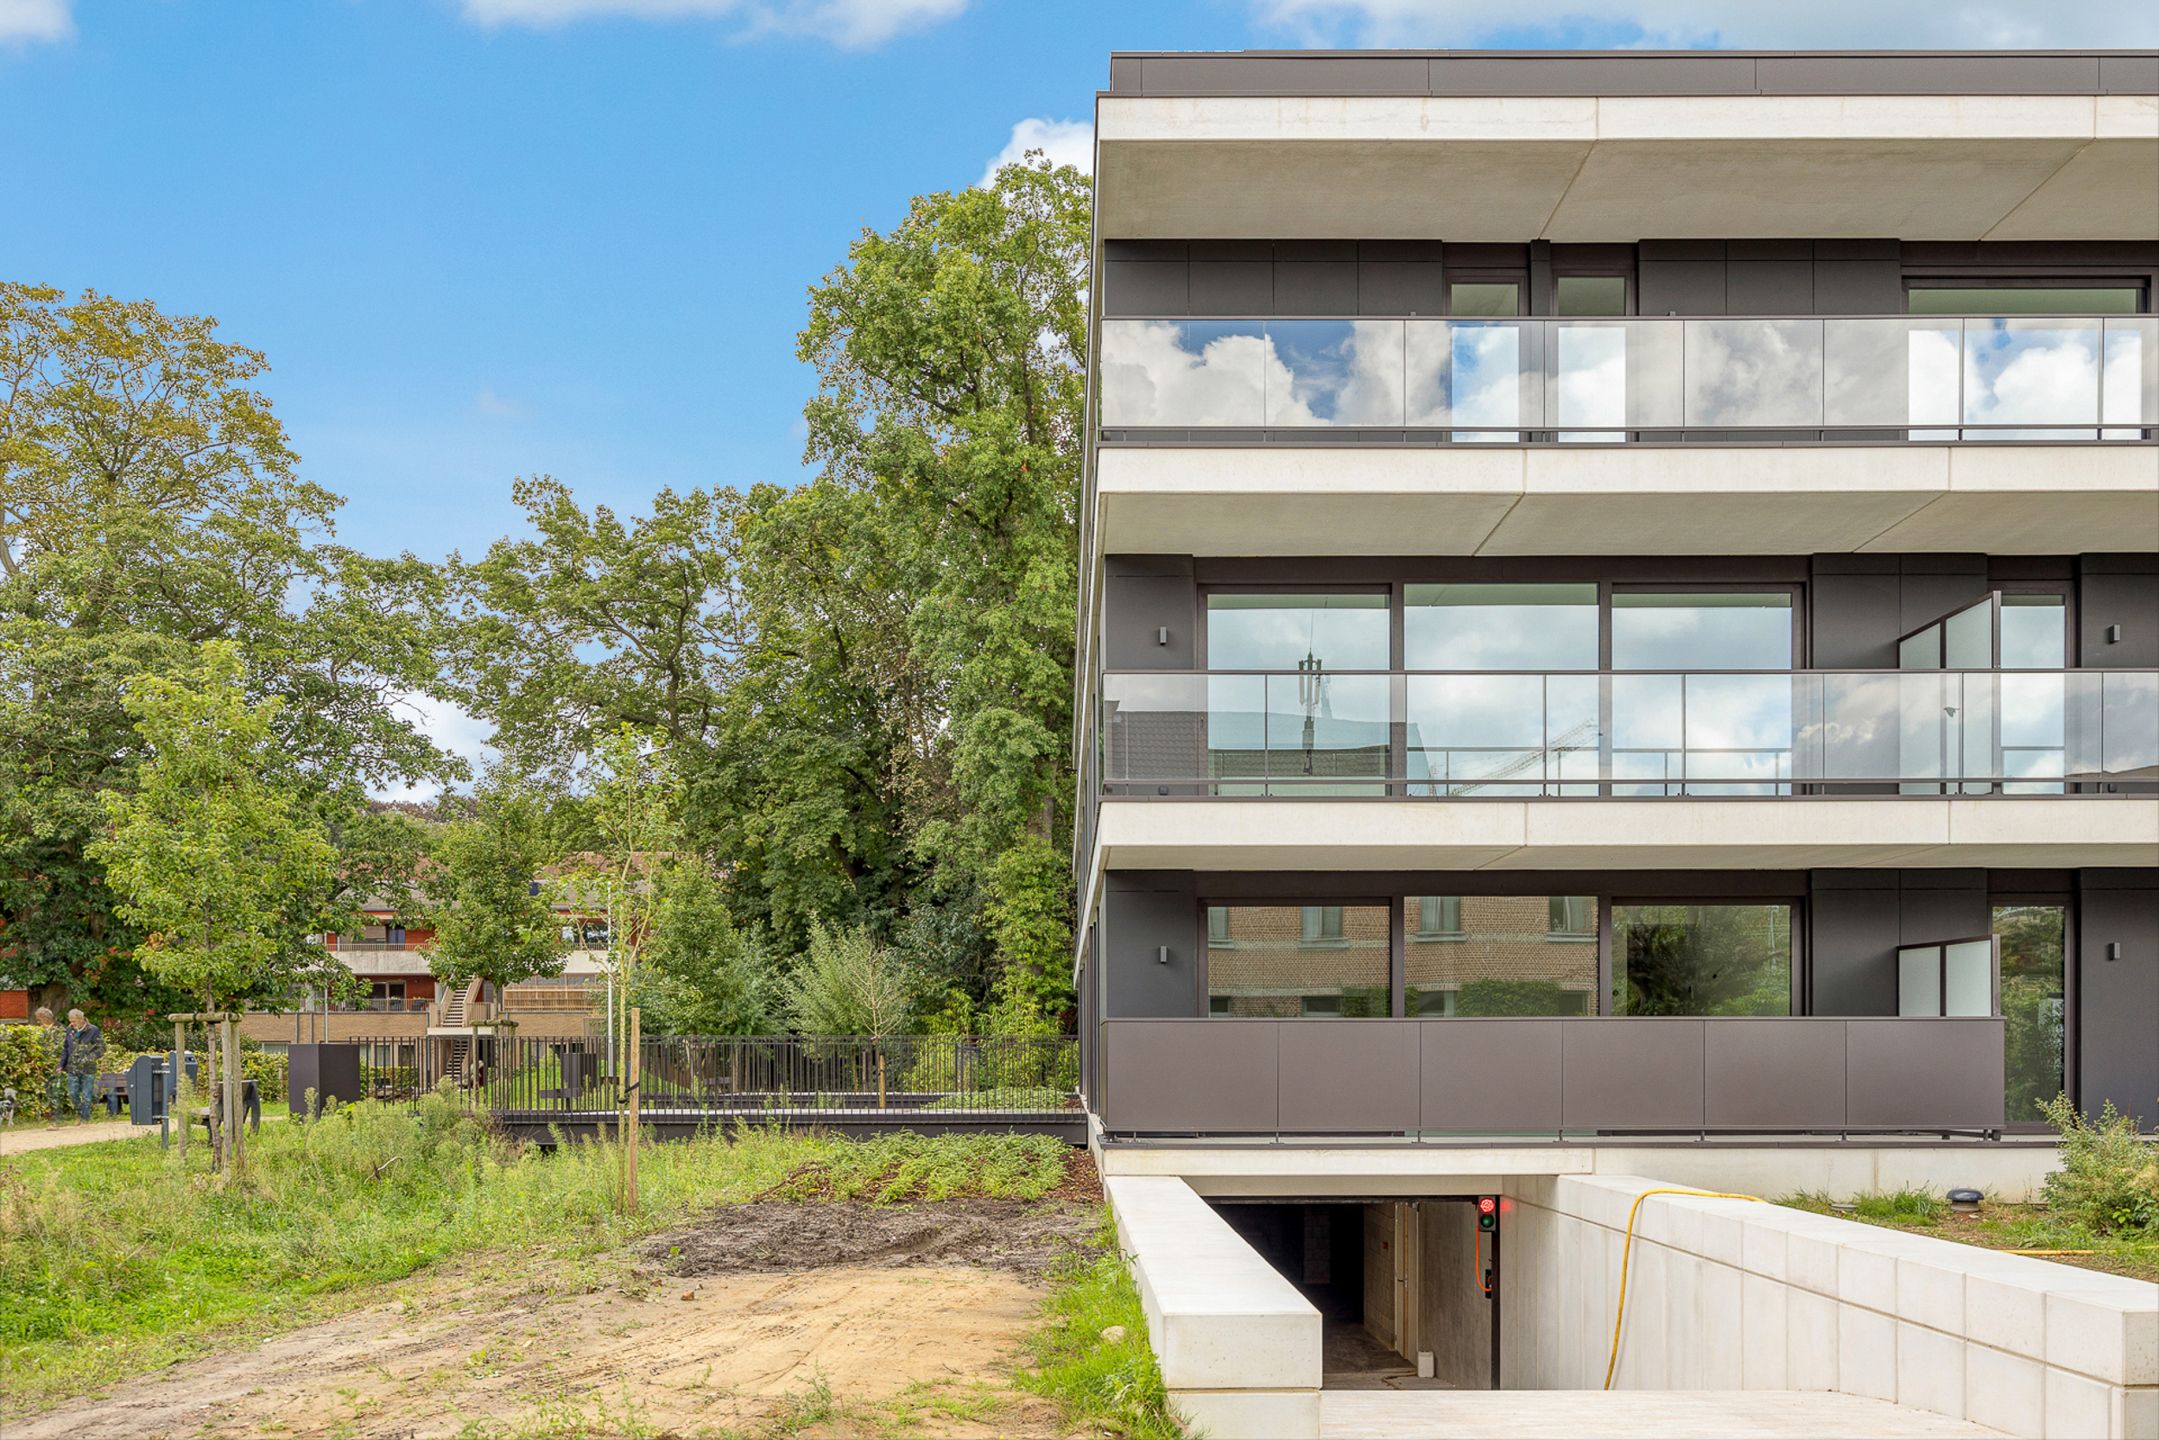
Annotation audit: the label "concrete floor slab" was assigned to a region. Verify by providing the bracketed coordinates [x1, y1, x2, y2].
[1319, 1389, 2004, 1438]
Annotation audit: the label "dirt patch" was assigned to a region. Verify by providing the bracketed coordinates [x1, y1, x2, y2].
[641, 1198, 1097, 1281]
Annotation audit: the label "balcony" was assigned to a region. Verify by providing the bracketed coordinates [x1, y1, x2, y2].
[1101, 668, 2159, 798]
[1098, 314, 2158, 443]
[1095, 1016, 2006, 1137]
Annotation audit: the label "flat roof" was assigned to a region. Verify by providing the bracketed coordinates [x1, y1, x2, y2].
[1104, 50, 2159, 98]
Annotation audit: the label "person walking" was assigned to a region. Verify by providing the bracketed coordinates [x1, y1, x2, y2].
[32, 1007, 65, 1124]
[60, 1009, 105, 1123]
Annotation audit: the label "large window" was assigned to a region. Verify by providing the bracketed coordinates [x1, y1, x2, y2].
[1612, 592, 1795, 795]
[1205, 593, 1390, 794]
[1994, 903, 2068, 1125]
[1406, 895, 1597, 1016]
[1611, 902, 1793, 1016]
[1405, 583, 1599, 796]
[1207, 904, 1390, 1018]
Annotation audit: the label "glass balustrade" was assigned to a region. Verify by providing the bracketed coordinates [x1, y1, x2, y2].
[1099, 669, 2159, 796]
[1096, 315, 2159, 439]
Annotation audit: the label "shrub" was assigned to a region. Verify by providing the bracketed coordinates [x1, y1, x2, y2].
[783, 922, 913, 1037]
[0, 1026, 59, 1119]
[2039, 1096, 2159, 1235]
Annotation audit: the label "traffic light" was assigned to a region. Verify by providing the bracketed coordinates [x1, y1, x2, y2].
[1476, 1195, 1498, 1232]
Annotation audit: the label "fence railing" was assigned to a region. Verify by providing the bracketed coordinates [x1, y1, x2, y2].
[1101, 668, 2159, 796]
[1097, 313, 2159, 441]
[344, 1033, 1080, 1116]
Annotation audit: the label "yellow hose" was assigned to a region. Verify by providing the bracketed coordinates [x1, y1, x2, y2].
[1604, 1187, 1765, 1390]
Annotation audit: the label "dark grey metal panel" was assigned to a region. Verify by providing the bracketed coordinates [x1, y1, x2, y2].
[1562, 1020, 1705, 1130]
[1426, 54, 1759, 96]
[1359, 262, 1445, 316]
[1137, 54, 1433, 97]
[1103, 874, 1199, 1018]
[1104, 251, 1188, 317]
[2080, 563, 2159, 670]
[2077, 875, 2159, 1129]
[1758, 54, 2101, 95]
[1727, 259, 1813, 315]
[1188, 240, 1273, 316]
[1276, 260, 1360, 316]
[1639, 242, 1725, 316]
[1103, 562, 1196, 670]
[1898, 870, 1988, 949]
[1810, 561, 1902, 669]
[1099, 1020, 1279, 1132]
[1811, 872, 1901, 1015]
[1845, 1019, 2005, 1129]
[1278, 1020, 1421, 1133]
[1899, 557, 1989, 636]
[1421, 1021, 1563, 1132]
[2101, 55, 2159, 94]
[1704, 1021, 1846, 1128]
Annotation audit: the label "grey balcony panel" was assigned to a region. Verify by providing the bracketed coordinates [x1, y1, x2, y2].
[1420, 1020, 1564, 1133]
[1278, 1020, 1421, 1133]
[1100, 1020, 1279, 1133]
[1562, 1019, 1706, 1131]
[1703, 1020, 1847, 1128]
[1844, 1018, 2007, 1129]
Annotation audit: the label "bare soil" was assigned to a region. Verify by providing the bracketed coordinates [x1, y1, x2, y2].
[641, 1199, 1096, 1281]
[13, 1198, 1100, 1439]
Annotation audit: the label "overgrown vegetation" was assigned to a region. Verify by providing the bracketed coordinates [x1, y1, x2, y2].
[1019, 1211, 1181, 1440]
[0, 1103, 1077, 1413]
[1780, 1103, 2159, 1283]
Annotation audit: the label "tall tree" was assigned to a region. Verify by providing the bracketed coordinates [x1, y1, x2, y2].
[90, 643, 342, 1010]
[437, 477, 745, 773]
[0, 284, 451, 1022]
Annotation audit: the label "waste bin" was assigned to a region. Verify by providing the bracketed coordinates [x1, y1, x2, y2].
[126, 1052, 199, 1126]
[288, 1043, 362, 1116]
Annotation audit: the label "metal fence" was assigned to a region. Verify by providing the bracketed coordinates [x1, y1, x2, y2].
[343, 1033, 1080, 1118]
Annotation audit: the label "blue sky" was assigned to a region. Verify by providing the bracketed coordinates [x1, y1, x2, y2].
[8, 0, 2155, 566]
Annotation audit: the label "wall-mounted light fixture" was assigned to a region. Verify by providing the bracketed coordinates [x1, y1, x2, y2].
[2106, 941, 2123, 962]
[2105, 624, 2123, 644]
[1156, 945, 1172, 965]
[1155, 626, 1170, 646]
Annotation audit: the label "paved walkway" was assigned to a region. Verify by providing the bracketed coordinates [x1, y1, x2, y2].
[1321, 1391, 2002, 1438]
[0, 1118, 146, 1157]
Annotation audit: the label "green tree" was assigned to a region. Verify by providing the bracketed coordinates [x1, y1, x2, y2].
[90, 643, 342, 1010]
[436, 477, 744, 772]
[1, 283, 452, 1021]
[633, 860, 773, 1036]
[422, 771, 570, 996]
[783, 921, 914, 1038]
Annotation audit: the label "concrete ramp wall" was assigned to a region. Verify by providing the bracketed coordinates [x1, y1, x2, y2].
[1505, 1174, 2157, 1439]
[1106, 1174, 1324, 1438]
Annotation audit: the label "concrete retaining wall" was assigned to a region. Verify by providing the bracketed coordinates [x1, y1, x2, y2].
[1505, 1174, 2157, 1438]
[1106, 1174, 1324, 1438]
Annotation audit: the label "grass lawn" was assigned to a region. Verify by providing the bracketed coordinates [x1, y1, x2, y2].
[1780, 1188, 2159, 1283]
[1, 1094, 1176, 1436]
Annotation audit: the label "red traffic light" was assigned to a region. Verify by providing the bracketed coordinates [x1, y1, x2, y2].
[1476, 1196, 1496, 1215]
[1477, 1195, 1498, 1230]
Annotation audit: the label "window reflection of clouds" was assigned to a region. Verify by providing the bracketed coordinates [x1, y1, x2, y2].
[1686, 320, 1824, 428]
[1404, 584, 1597, 671]
[1267, 321, 1405, 426]
[1612, 595, 1792, 670]
[1205, 594, 1389, 672]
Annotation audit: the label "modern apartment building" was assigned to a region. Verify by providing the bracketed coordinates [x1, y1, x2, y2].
[1071, 50, 2159, 1431]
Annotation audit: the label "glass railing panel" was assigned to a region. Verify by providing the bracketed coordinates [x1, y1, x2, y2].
[1100, 672, 1208, 788]
[1264, 320, 1406, 427]
[1260, 672, 1392, 794]
[1610, 673, 1682, 795]
[1406, 673, 1557, 796]
[2098, 670, 2159, 784]
[1206, 673, 1269, 793]
[1824, 317, 1963, 431]
[1405, 319, 1535, 439]
[1679, 673, 1796, 795]
[1549, 320, 1685, 439]
[1997, 671, 2069, 794]
[1098, 319, 1268, 428]
[1684, 319, 1825, 429]
[2103, 316, 2158, 438]
[1962, 317, 2102, 440]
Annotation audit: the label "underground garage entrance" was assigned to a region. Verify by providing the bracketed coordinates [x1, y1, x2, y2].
[1210, 1198, 1503, 1392]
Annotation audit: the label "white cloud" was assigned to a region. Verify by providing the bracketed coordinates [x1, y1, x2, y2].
[979, 116, 1093, 187]
[374, 692, 499, 804]
[459, 0, 967, 48]
[472, 386, 525, 419]
[1243, 0, 2159, 47]
[0, 0, 70, 45]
